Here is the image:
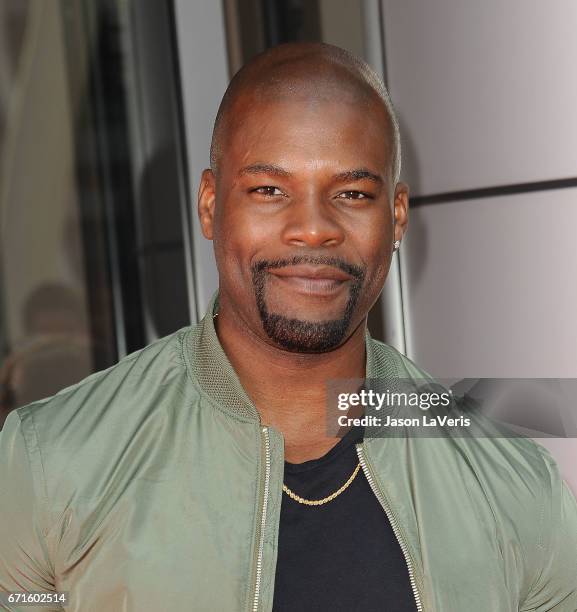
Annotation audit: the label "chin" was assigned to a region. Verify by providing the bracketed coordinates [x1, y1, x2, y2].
[260, 311, 352, 353]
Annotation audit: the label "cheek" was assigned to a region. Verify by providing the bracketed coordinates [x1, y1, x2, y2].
[219, 213, 271, 255]
[366, 253, 391, 290]
[356, 207, 391, 252]
[354, 214, 393, 287]
[213, 203, 274, 280]
[374, 255, 392, 284]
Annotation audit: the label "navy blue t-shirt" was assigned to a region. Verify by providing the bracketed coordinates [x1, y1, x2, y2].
[272, 425, 417, 611]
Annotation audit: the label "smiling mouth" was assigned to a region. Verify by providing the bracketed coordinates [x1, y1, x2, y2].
[267, 265, 352, 297]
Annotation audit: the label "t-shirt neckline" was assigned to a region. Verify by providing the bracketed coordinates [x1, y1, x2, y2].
[284, 424, 365, 474]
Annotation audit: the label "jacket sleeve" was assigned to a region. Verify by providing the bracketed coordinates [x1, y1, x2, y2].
[0, 409, 59, 611]
[521, 443, 577, 611]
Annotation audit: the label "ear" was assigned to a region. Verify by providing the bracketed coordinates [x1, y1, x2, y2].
[393, 182, 409, 243]
[198, 168, 217, 240]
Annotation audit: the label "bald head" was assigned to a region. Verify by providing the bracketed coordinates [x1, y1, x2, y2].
[210, 42, 401, 185]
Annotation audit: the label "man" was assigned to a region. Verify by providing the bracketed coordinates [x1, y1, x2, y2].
[1, 42, 576, 612]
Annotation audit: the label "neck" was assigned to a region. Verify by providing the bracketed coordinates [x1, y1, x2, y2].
[214, 297, 367, 463]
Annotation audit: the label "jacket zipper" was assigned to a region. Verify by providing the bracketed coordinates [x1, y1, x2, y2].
[356, 443, 424, 612]
[251, 426, 271, 612]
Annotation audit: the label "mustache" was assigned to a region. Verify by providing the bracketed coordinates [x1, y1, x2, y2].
[251, 255, 366, 280]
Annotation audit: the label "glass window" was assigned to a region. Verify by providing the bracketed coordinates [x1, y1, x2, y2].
[0, 0, 192, 427]
[223, 0, 367, 74]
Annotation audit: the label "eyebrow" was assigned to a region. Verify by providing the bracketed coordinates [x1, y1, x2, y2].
[333, 168, 383, 185]
[238, 163, 291, 178]
[237, 163, 383, 185]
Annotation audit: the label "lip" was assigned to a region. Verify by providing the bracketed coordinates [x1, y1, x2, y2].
[267, 265, 352, 297]
[267, 265, 353, 282]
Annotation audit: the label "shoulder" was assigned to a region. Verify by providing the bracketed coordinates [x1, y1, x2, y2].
[21, 325, 189, 406]
[367, 338, 574, 526]
[368, 336, 437, 382]
[368, 339, 577, 602]
[368, 339, 577, 601]
[368, 338, 558, 471]
[10, 325, 195, 469]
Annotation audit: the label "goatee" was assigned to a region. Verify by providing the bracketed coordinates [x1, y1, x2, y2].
[251, 255, 366, 353]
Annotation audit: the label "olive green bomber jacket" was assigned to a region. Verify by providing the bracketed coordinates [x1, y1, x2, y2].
[1, 290, 576, 611]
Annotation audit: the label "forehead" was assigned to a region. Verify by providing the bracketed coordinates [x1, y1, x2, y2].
[223, 95, 391, 177]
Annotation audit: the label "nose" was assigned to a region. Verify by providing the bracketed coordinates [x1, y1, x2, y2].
[280, 193, 345, 248]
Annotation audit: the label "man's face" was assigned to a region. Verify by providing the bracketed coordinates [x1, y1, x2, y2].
[199, 94, 407, 352]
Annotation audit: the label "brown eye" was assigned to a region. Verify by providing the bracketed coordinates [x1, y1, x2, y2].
[337, 191, 371, 200]
[252, 186, 284, 197]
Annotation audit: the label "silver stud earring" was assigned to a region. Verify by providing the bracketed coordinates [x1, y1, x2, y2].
[393, 239, 401, 251]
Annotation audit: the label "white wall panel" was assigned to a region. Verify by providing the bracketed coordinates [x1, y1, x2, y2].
[401, 188, 577, 379]
[382, 0, 577, 196]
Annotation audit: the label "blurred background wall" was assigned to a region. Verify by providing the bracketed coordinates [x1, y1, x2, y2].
[1, 0, 575, 491]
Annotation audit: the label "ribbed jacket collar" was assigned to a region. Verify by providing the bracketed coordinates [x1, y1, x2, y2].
[184, 290, 397, 423]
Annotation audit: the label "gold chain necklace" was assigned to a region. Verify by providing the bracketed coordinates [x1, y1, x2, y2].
[282, 462, 361, 506]
[214, 310, 361, 506]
